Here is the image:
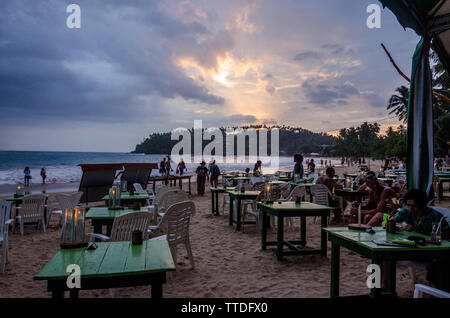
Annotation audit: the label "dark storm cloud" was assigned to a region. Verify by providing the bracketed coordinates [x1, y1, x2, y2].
[302, 81, 360, 105]
[0, 0, 225, 124]
[293, 51, 323, 62]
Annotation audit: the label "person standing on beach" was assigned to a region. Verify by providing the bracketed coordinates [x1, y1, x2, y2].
[40, 167, 46, 185]
[308, 159, 316, 173]
[209, 160, 220, 188]
[160, 158, 166, 176]
[177, 159, 186, 175]
[165, 155, 173, 176]
[253, 160, 262, 176]
[196, 161, 209, 196]
[292, 154, 304, 181]
[24, 166, 31, 186]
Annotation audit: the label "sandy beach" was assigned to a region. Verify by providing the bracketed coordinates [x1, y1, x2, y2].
[0, 161, 448, 298]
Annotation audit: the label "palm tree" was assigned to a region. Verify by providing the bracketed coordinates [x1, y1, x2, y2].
[387, 85, 409, 123]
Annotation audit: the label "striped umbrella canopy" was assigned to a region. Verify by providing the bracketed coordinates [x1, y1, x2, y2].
[379, 0, 450, 196]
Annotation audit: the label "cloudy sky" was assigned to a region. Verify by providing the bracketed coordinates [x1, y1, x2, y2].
[0, 0, 420, 152]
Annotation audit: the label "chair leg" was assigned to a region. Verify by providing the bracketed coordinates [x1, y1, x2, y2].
[42, 217, 46, 232]
[19, 219, 24, 236]
[1, 245, 6, 274]
[185, 241, 195, 269]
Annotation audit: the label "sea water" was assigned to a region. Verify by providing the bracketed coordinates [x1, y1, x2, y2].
[0, 151, 342, 185]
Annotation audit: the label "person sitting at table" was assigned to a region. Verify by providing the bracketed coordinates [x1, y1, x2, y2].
[292, 154, 304, 181]
[390, 189, 449, 238]
[389, 189, 450, 287]
[244, 168, 250, 177]
[357, 171, 385, 192]
[349, 174, 394, 224]
[316, 167, 347, 222]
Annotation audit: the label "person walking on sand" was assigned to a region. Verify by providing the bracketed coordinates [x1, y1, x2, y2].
[40, 167, 47, 185]
[24, 166, 31, 186]
[196, 161, 209, 196]
[209, 160, 220, 188]
[160, 158, 166, 176]
[177, 159, 187, 175]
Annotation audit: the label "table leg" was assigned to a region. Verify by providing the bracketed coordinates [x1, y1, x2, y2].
[179, 178, 182, 190]
[261, 210, 267, 250]
[215, 192, 219, 215]
[211, 191, 215, 215]
[151, 282, 163, 298]
[153, 181, 156, 194]
[52, 290, 65, 299]
[69, 289, 79, 299]
[320, 214, 328, 256]
[276, 216, 284, 261]
[385, 260, 397, 296]
[93, 223, 102, 235]
[236, 199, 242, 231]
[189, 177, 191, 194]
[370, 255, 382, 298]
[330, 242, 340, 298]
[229, 197, 234, 226]
[300, 216, 306, 243]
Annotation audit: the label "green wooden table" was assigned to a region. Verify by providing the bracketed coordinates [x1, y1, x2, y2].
[278, 176, 292, 182]
[34, 240, 175, 298]
[325, 227, 450, 298]
[86, 207, 150, 236]
[102, 191, 149, 206]
[343, 173, 359, 179]
[334, 188, 366, 203]
[227, 190, 261, 231]
[258, 202, 332, 261]
[210, 187, 235, 215]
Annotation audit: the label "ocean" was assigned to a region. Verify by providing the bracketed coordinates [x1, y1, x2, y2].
[0, 151, 342, 186]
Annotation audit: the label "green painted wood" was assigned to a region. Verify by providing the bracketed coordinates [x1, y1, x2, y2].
[98, 241, 130, 275]
[258, 201, 332, 212]
[78, 242, 110, 276]
[145, 240, 176, 272]
[35, 247, 86, 280]
[124, 240, 148, 273]
[35, 240, 176, 281]
[102, 191, 149, 201]
[86, 207, 150, 220]
[324, 227, 450, 252]
[226, 190, 261, 198]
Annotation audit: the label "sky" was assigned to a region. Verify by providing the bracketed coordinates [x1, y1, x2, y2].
[0, 0, 420, 152]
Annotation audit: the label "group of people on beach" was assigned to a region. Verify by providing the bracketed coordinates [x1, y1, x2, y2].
[22, 166, 47, 186]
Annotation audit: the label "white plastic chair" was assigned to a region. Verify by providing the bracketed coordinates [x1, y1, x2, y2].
[150, 201, 196, 269]
[156, 189, 189, 219]
[0, 201, 13, 273]
[15, 194, 46, 236]
[310, 184, 332, 224]
[133, 183, 155, 202]
[49, 192, 83, 227]
[89, 211, 153, 242]
[414, 284, 450, 298]
[242, 192, 264, 233]
[148, 187, 184, 222]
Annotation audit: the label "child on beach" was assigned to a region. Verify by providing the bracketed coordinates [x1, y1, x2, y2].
[196, 161, 209, 196]
[24, 166, 31, 186]
[40, 167, 46, 185]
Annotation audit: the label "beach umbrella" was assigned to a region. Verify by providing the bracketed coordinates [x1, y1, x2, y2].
[379, 0, 450, 196]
